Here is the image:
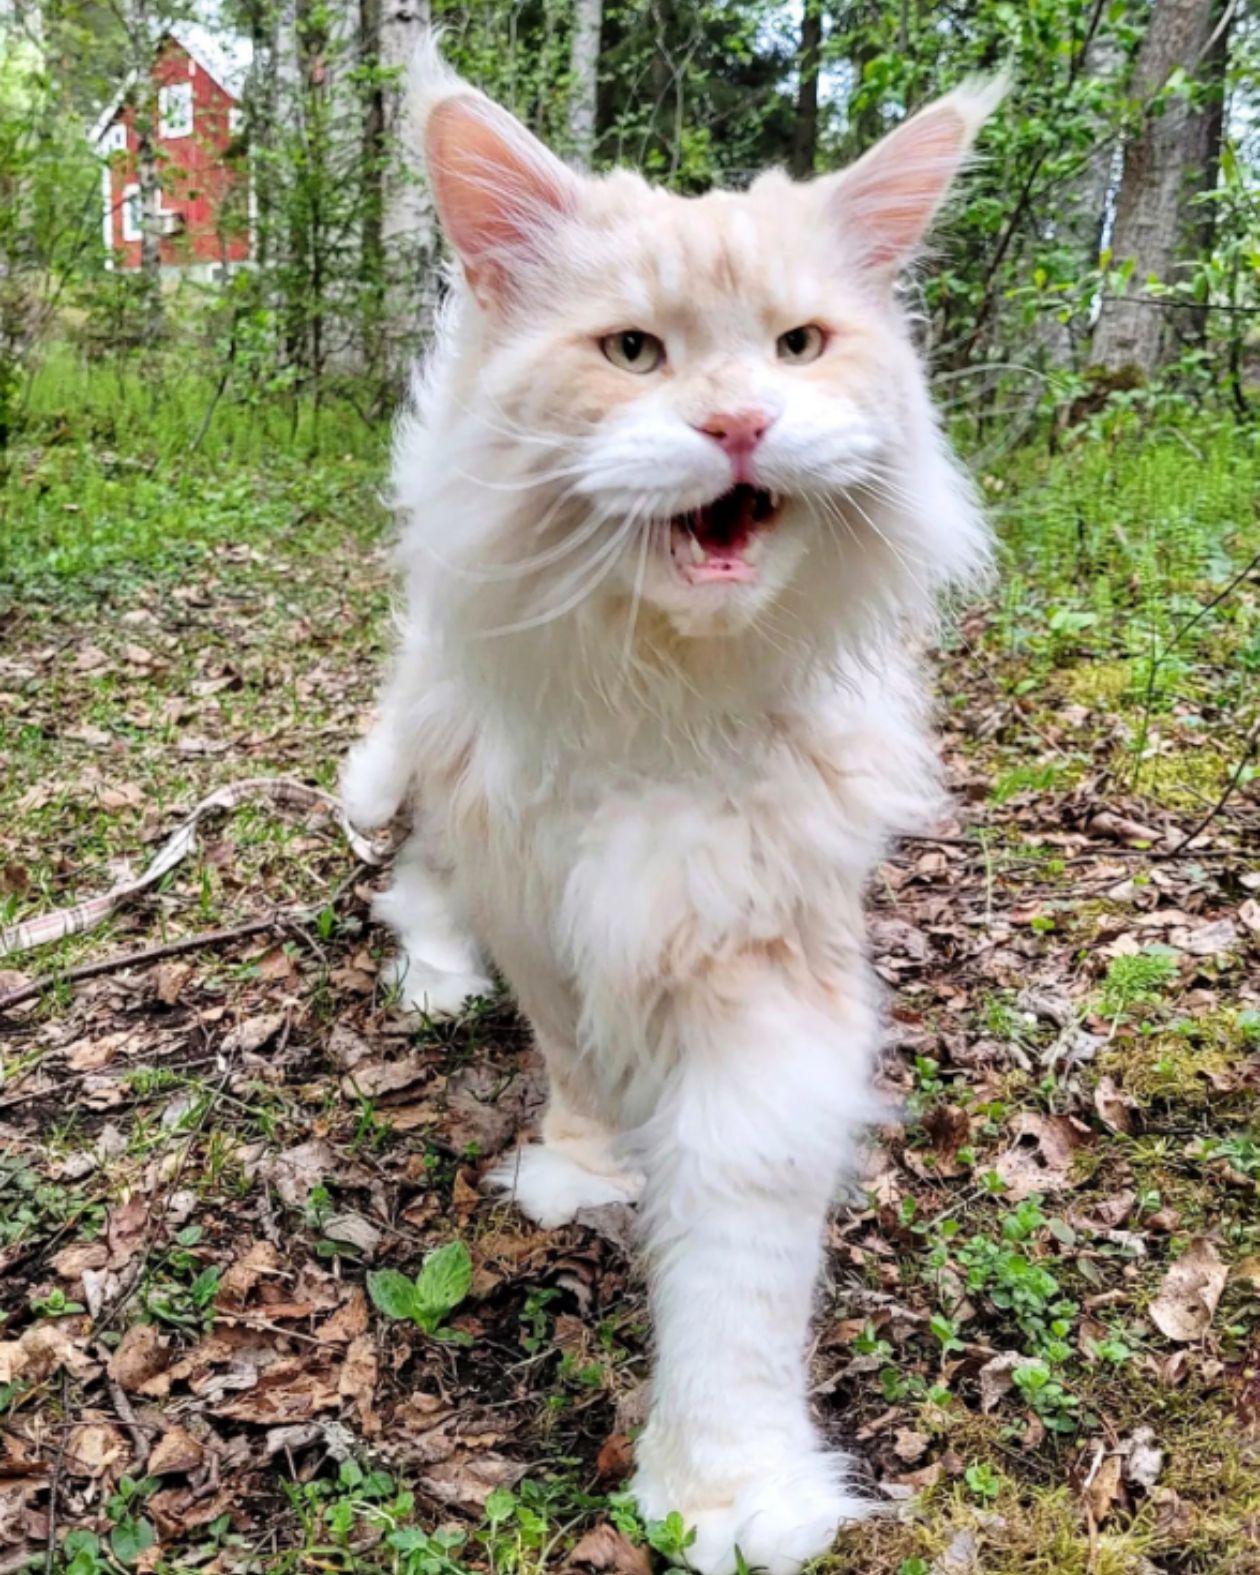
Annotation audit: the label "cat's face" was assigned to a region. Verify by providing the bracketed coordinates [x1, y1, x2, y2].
[417, 54, 996, 641]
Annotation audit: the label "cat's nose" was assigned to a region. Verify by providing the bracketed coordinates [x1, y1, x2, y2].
[696, 409, 772, 459]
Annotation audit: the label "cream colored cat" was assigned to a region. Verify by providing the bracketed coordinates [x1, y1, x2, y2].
[345, 40, 997, 1575]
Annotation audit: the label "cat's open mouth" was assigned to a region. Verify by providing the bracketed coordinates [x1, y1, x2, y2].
[668, 484, 782, 585]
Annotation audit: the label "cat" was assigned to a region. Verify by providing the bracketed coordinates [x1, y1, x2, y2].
[344, 38, 998, 1575]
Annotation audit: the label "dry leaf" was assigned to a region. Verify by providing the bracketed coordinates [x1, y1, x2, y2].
[1094, 1075, 1137, 1134]
[1124, 1427, 1163, 1492]
[339, 1335, 380, 1435]
[148, 1425, 204, 1476]
[109, 1325, 170, 1394]
[1169, 918, 1239, 958]
[568, 1524, 652, 1575]
[153, 961, 194, 1005]
[222, 1013, 286, 1055]
[994, 1113, 1086, 1199]
[106, 1195, 149, 1268]
[1083, 1450, 1125, 1525]
[65, 1422, 129, 1480]
[892, 1428, 929, 1463]
[50, 1242, 109, 1281]
[316, 1287, 369, 1344]
[0, 1324, 98, 1386]
[217, 1241, 282, 1308]
[978, 1350, 1039, 1413]
[418, 1452, 525, 1511]
[1148, 1237, 1228, 1343]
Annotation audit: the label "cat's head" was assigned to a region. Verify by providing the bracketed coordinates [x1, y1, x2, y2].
[403, 40, 998, 654]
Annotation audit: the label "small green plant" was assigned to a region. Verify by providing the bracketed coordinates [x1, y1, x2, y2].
[965, 1461, 1002, 1502]
[1097, 949, 1179, 1020]
[368, 1240, 473, 1342]
[60, 1530, 109, 1575]
[30, 1286, 85, 1318]
[106, 1475, 159, 1566]
[1012, 1359, 1081, 1434]
[644, 1510, 697, 1561]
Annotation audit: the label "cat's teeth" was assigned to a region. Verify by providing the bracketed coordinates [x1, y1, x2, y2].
[687, 534, 707, 564]
[769, 491, 782, 510]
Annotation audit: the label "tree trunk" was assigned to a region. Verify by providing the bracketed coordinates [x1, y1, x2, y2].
[379, 0, 432, 370]
[790, 0, 822, 178]
[567, 0, 601, 168]
[1034, 23, 1123, 369]
[1091, 0, 1221, 375]
[135, 89, 163, 342]
[1172, 0, 1232, 351]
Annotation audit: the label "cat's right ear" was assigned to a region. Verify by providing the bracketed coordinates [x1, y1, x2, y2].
[411, 38, 578, 312]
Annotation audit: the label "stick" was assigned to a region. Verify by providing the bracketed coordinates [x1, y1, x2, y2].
[1162, 717, 1260, 859]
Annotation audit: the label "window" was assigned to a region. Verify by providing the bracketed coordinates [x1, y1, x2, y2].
[103, 122, 127, 154]
[121, 183, 141, 243]
[228, 105, 243, 135]
[159, 81, 193, 139]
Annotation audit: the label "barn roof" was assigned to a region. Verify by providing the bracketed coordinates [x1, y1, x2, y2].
[88, 23, 252, 146]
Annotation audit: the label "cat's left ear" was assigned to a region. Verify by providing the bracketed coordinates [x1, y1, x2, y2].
[410, 37, 579, 312]
[820, 76, 1005, 276]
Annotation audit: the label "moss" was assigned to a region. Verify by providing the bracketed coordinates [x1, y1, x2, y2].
[1126, 745, 1233, 810]
[1098, 1010, 1258, 1111]
[1062, 660, 1137, 709]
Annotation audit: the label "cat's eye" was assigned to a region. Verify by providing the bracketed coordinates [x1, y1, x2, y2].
[601, 330, 665, 374]
[776, 324, 826, 365]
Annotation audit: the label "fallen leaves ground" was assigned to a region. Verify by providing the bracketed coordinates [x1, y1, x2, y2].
[1, 414, 1258, 1575]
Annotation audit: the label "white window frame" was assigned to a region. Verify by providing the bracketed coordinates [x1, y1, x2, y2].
[228, 105, 243, 135]
[121, 183, 141, 243]
[158, 81, 194, 139]
[103, 121, 127, 154]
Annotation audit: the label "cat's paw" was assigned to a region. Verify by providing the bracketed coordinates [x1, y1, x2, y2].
[486, 1144, 644, 1229]
[382, 955, 492, 1018]
[633, 1450, 868, 1575]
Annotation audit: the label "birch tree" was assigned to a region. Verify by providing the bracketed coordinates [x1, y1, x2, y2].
[1092, 0, 1225, 374]
[567, 0, 601, 167]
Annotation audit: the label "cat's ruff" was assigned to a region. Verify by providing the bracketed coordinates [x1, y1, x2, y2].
[345, 38, 998, 1575]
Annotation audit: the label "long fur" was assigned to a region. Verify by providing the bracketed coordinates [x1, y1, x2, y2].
[345, 44, 998, 1575]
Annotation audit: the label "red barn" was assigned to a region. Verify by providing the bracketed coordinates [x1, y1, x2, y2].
[92, 27, 252, 279]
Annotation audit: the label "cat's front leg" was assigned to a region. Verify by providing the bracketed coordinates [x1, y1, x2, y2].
[488, 1040, 645, 1227]
[630, 962, 877, 1575]
[371, 834, 493, 1017]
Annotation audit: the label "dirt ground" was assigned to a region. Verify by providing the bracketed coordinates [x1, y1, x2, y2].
[2, 432, 1259, 1575]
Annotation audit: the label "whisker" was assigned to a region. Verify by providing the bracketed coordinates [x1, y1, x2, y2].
[479, 513, 638, 637]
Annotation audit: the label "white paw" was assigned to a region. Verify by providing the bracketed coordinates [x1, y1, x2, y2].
[383, 955, 492, 1018]
[633, 1450, 868, 1575]
[486, 1144, 644, 1229]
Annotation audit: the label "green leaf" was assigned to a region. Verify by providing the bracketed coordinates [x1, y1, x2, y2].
[111, 1515, 156, 1566]
[413, 1240, 473, 1325]
[367, 1268, 420, 1323]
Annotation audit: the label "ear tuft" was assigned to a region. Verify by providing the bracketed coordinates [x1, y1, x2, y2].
[407, 33, 578, 309]
[825, 72, 1007, 273]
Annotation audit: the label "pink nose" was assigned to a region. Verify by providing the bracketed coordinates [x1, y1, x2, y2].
[697, 409, 771, 458]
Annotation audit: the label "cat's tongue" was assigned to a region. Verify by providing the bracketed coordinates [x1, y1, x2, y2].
[675, 485, 764, 584]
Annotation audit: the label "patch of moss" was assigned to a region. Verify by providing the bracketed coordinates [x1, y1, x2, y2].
[1062, 660, 1137, 709]
[1126, 745, 1232, 811]
[1098, 1009, 1258, 1111]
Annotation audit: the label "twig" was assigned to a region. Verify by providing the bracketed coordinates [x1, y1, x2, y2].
[108, 1380, 155, 1474]
[0, 917, 283, 1015]
[0, 872, 369, 1016]
[1161, 717, 1260, 859]
[44, 1372, 68, 1575]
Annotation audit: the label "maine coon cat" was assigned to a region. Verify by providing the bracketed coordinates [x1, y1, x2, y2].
[345, 40, 998, 1575]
